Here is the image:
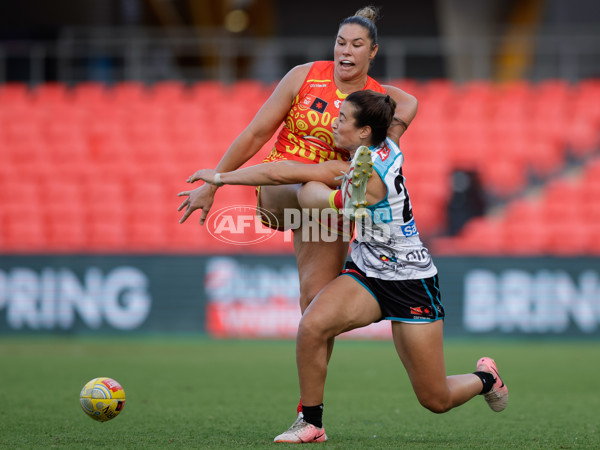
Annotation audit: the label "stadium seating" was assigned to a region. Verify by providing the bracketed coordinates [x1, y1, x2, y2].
[0, 79, 598, 255]
[0, 82, 30, 104]
[432, 155, 600, 255]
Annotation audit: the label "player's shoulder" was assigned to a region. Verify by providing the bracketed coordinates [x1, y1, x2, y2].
[283, 62, 328, 88]
[276, 63, 315, 97]
[288, 61, 332, 76]
[381, 84, 418, 107]
[285, 63, 312, 80]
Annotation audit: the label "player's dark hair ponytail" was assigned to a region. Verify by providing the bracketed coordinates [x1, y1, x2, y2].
[346, 90, 396, 146]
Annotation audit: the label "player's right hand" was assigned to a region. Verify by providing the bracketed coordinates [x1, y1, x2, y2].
[177, 183, 218, 225]
[187, 168, 216, 184]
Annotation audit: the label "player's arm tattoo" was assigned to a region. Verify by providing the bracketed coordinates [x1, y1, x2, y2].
[392, 116, 409, 132]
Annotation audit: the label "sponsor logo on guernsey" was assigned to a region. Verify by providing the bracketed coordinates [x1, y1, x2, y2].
[300, 94, 327, 112]
[300, 94, 316, 109]
[309, 96, 328, 113]
[377, 145, 390, 161]
[401, 219, 418, 237]
[300, 94, 328, 113]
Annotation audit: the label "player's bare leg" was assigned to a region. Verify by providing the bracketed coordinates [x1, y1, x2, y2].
[297, 181, 334, 211]
[258, 184, 303, 225]
[293, 230, 349, 313]
[296, 276, 381, 406]
[276, 276, 380, 442]
[292, 227, 349, 396]
[262, 183, 349, 421]
[260, 181, 348, 314]
[390, 321, 484, 413]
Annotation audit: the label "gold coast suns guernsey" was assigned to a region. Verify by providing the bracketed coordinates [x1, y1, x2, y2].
[265, 61, 386, 165]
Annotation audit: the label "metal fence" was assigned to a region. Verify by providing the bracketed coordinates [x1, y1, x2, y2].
[1, 26, 600, 85]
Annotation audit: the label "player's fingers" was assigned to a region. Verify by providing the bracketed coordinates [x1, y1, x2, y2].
[177, 198, 188, 212]
[199, 209, 210, 226]
[179, 208, 192, 224]
[177, 191, 189, 197]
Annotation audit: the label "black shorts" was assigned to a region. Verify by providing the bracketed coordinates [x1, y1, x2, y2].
[341, 261, 445, 323]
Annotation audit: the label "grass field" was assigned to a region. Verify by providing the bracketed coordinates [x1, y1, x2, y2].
[0, 336, 598, 449]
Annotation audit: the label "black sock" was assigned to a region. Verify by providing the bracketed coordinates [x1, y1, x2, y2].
[302, 404, 323, 428]
[473, 371, 496, 394]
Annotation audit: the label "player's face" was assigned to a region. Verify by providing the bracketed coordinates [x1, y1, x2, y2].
[332, 101, 366, 151]
[334, 24, 378, 81]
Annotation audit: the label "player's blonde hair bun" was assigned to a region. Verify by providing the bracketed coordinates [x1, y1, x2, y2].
[355, 5, 380, 23]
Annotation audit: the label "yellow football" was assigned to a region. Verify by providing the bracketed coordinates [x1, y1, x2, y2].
[80, 377, 126, 422]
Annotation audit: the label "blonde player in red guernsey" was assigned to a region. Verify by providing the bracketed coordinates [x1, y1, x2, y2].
[259, 60, 386, 239]
[178, 5, 417, 425]
[264, 60, 386, 166]
[179, 4, 415, 307]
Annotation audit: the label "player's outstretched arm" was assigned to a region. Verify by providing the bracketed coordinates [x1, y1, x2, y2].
[186, 160, 349, 188]
[177, 63, 310, 225]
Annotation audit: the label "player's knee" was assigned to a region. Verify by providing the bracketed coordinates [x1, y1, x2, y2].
[298, 313, 335, 342]
[298, 314, 323, 338]
[417, 393, 452, 414]
[296, 185, 311, 208]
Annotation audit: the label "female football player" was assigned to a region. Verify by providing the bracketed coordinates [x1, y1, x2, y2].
[186, 90, 508, 444]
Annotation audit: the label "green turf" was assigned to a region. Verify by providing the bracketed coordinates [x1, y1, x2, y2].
[0, 336, 598, 449]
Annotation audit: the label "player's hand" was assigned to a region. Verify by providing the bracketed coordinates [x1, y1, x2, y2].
[177, 183, 218, 225]
[187, 169, 217, 184]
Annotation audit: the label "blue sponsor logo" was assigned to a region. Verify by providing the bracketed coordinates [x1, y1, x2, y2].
[401, 219, 418, 237]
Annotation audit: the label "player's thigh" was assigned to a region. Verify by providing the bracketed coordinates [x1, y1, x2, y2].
[391, 321, 448, 396]
[293, 231, 349, 312]
[300, 275, 382, 338]
[297, 181, 334, 210]
[259, 184, 302, 223]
